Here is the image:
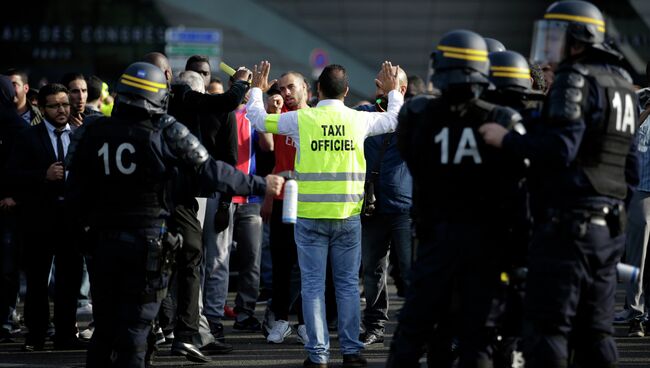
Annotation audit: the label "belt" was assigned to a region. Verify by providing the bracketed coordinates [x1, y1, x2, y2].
[102, 231, 139, 243]
[589, 216, 607, 227]
[544, 207, 610, 226]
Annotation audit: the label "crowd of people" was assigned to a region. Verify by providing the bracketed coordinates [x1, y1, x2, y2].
[0, 1, 649, 367]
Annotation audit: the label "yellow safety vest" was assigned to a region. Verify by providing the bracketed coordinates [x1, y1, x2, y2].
[294, 105, 367, 219]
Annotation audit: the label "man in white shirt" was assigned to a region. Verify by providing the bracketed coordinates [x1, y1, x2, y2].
[246, 61, 402, 368]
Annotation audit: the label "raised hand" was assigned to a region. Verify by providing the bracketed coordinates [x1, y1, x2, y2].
[233, 67, 252, 83]
[376, 61, 400, 93]
[252, 61, 278, 93]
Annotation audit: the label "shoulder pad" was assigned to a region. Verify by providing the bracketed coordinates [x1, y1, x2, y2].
[398, 95, 433, 127]
[163, 120, 209, 167]
[405, 94, 435, 115]
[158, 114, 178, 130]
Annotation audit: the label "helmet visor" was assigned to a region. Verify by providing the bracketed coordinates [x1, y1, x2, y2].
[530, 19, 568, 65]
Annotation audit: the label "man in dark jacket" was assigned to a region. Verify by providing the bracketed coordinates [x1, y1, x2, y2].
[4, 69, 42, 126]
[355, 66, 412, 346]
[0, 75, 27, 339]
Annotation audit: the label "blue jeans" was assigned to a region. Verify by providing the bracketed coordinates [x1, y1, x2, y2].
[295, 216, 364, 364]
[361, 213, 412, 335]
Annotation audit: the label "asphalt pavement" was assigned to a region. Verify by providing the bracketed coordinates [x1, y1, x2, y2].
[0, 285, 648, 367]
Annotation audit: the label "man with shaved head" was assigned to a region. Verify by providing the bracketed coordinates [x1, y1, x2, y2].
[354, 65, 412, 347]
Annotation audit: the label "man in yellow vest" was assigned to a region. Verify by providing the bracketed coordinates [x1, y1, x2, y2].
[247, 61, 402, 368]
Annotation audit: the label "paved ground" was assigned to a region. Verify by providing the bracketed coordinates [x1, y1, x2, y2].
[1, 286, 649, 367]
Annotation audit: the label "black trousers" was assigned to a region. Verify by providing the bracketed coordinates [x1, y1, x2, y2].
[523, 215, 622, 368]
[87, 228, 165, 368]
[387, 222, 503, 368]
[163, 204, 203, 343]
[0, 211, 20, 329]
[23, 215, 83, 344]
[269, 200, 303, 323]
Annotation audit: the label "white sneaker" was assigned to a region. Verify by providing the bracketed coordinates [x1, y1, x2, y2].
[266, 320, 291, 344]
[295, 324, 309, 345]
[79, 326, 94, 340]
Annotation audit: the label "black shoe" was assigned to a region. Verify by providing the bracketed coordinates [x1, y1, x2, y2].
[209, 320, 225, 342]
[303, 357, 327, 368]
[153, 327, 166, 345]
[257, 288, 272, 304]
[53, 337, 89, 350]
[343, 353, 367, 367]
[233, 316, 261, 332]
[171, 341, 211, 363]
[22, 341, 45, 352]
[360, 332, 384, 346]
[200, 340, 233, 354]
[628, 319, 646, 337]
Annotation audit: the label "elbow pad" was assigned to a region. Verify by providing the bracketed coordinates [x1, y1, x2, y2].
[164, 120, 209, 167]
[547, 68, 587, 124]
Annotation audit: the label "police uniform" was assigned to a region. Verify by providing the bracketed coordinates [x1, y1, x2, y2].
[66, 62, 268, 368]
[386, 30, 524, 368]
[482, 50, 539, 368]
[500, 2, 639, 367]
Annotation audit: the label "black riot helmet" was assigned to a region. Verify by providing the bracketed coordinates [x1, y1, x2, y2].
[484, 38, 506, 53]
[115, 62, 169, 115]
[488, 51, 532, 92]
[530, 1, 605, 65]
[430, 29, 490, 91]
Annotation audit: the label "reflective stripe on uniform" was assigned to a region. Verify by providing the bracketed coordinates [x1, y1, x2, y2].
[298, 193, 364, 203]
[491, 72, 531, 79]
[544, 13, 605, 32]
[296, 172, 366, 182]
[442, 52, 488, 62]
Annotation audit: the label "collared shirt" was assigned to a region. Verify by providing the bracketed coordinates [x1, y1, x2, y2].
[43, 119, 72, 160]
[245, 88, 404, 163]
[20, 109, 31, 124]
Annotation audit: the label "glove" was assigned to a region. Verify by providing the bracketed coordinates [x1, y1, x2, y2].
[214, 201, 231, 233]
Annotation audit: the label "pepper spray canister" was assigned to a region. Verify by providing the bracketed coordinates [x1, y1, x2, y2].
[282, 179, 298, 224]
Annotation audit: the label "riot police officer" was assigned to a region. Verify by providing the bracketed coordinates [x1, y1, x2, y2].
[480, 1, 639, 367]
[485, 50, 544, 113]
[386, 29, 524, 368]
[484, 37, 506, 53]
[65, 62, 283, 368]
[483, 49, 539, 368]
